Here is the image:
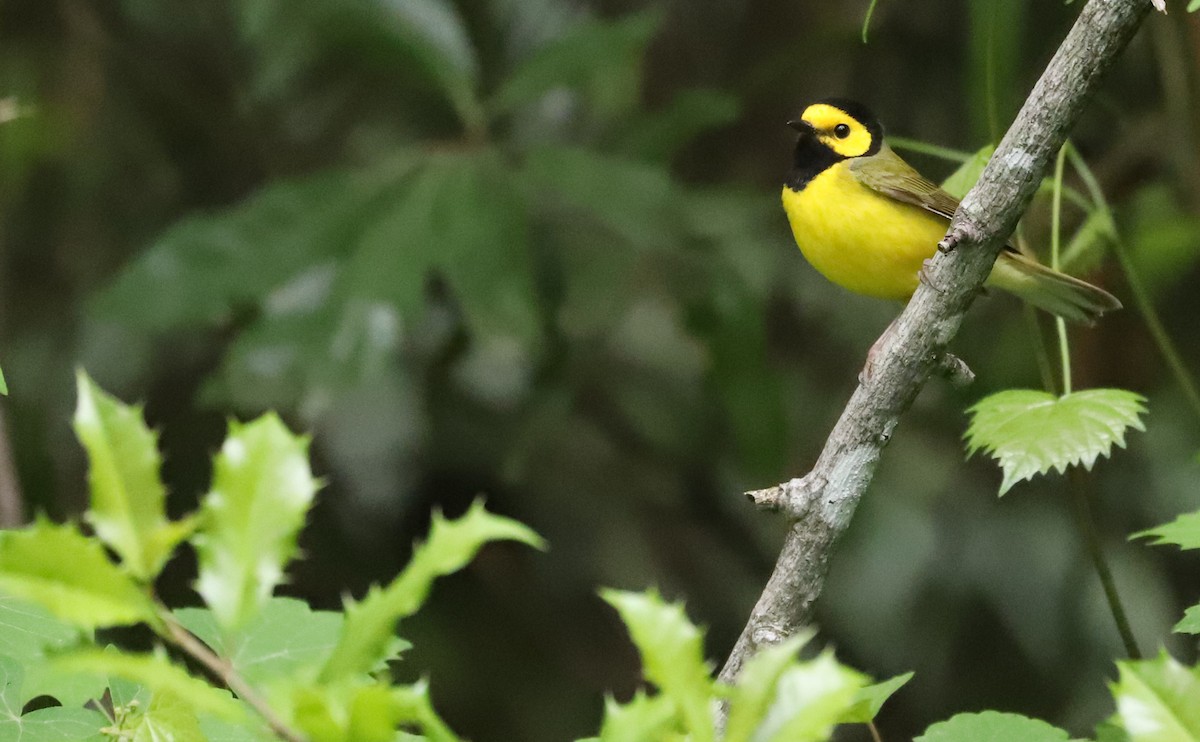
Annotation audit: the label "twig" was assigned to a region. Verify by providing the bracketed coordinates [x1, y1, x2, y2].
[717, 0, 1151, 695]
[160, 612, 306, 742]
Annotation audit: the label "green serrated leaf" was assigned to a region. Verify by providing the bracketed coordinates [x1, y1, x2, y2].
[53, 649, 243, 721]
[965, 389, 1147, 495]
[595, 690, 681, 742]
[941, 145, 995, 199]
[0, 521, 157, 629]
[757, 651, 868, 742]
[319, 500, 543, 682]
[601, 589, 714, 742]
[390, 680, 461, 742]
[176, 597, 347, 686]
[841, 671, 914, 724]
[490, 11, 660, 114]
[193, 413, 319, 632]
[0, 593, 106, 707]
[73, 371, 194, 581]
[1112, 651, 1200, 740]
[721, 633, 812, 742]
[916, 711, 1071, 741]
[0, 705, 109, 741]
[1132, 512, 1200, 550]
[1173, 604, 1200, 635]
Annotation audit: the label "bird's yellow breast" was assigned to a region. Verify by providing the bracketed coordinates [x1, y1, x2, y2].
[781, 161, 950, 300]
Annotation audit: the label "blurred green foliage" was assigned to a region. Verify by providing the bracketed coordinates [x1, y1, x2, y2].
[0, 0, 1199, 740]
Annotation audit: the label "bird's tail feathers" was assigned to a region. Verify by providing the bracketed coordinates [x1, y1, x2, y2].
[987, 250, 1122, 324]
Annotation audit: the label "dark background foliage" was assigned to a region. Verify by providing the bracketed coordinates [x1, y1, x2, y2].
[1, 0, 1198, 739]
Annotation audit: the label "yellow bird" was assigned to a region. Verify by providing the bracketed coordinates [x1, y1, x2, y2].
[781, 98, 1120, 322]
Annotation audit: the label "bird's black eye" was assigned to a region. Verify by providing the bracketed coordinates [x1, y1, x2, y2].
[834, 123, 851, 139]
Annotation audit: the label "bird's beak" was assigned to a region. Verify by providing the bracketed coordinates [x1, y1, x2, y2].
[787, 118, 813, 134]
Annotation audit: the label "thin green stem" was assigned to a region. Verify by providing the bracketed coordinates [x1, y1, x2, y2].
[1050, 146, 1072, 394]
[888, 137, 972, 163]
[1067, 469, 1142, 659]
[1065, 145, 1200, 423]
[861, 0, 882, 43]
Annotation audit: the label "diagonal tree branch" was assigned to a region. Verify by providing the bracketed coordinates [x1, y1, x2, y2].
[718, 0, 1151, 690]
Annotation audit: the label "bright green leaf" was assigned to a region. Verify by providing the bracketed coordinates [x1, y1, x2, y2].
[601, 589, 713, 742]
[193, 413, 320, 632]
[757, 651, 868, 742]
[722, 633, 812, 742]
[198, 715, 276, 741]
[0, 593, 106, 706]
[916, 711, 1071, 741]
[1190, 0, 1200, 12]
[176, 597, 347, 686]
[0, 521, 156, 629]
[53, 649, 243, 721]
[841, 671, 915, 724]
[1133, 512, 1200, 551]
[0, 705, 108, 742]
[131, 691, 206, 742]
[0, 367, 6, 396]
[941, 145, 995, 199]
[595, 690, 681, 742]
[1174, 605, 1200, 635]
[390, 681, 461, 742]
[73, 371, 193, 581]
[319, 500, 544, 682]
[1112, 651, 1200, 740]
[491, 11, 660, 114]
[965, 389, 1147, 495]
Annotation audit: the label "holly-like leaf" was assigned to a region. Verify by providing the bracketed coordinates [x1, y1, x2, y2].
[319, 500, 544, 682]
[916, 711, 1071, 741]
[722, 633, 812, 742]
[965, 389, 1147, 495]
[1112, 651, 1200, 740]
[175, 597, 346, 686]
[193, 413, 320, 632]
[601, 589, 714, 742]
[1132, 511, 1200, 550]
[390, 680, 462, 742]
[841, 671, 914, 724]
[1173, 604, 1200, 635]
[595, 690, 680, 742]
[73, 371, 193, 581]
[756, 651, 868, 742]
[0, 521, 157, 629]
[291, 679, 460, 742]
[53, 649, 244, 721]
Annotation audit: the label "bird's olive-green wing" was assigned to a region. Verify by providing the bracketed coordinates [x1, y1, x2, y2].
[849, 145, 962, 222]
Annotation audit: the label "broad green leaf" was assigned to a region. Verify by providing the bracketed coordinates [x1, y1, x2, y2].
[595, 690, 681, 742]
[841, 671, 915, 724]
[0, 655, 22, 720]
[490, 11, 660, 114]
[1112, 651, 1200, 740]
[916, 711, 1071, 741]
[73, 371, 193, 580]
[131, 691, 205, 742]
[53, 649, 243, 721]
[722, 633, 812, 742]
[176, 597, 347, 686]
[940, 145, 995, 199]
[757, 651, 868, 742]
[193, 413, 320, 631]
[199, 715, 276, 741]
[601, 590, 713, 742]
[1133, 512, 1200, 550]
[0, 705, 108, 742]
[92, 169, 390, 333]
[319, 500, 544, 682]
[965, 389, 1147, 495]
[0, 593, 106, 705]
[616, 89, 740, 165]
[1173, 605, 1200, 635]
[0, 521, 156, 629]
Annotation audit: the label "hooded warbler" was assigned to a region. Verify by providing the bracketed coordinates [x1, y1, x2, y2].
[781, 98, 1120, 323]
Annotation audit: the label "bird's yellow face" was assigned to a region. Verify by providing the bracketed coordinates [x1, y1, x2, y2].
[797, 103, 876, 158]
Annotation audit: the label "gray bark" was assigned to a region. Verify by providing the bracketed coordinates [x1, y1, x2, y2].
[718, 0, 1151, 690]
